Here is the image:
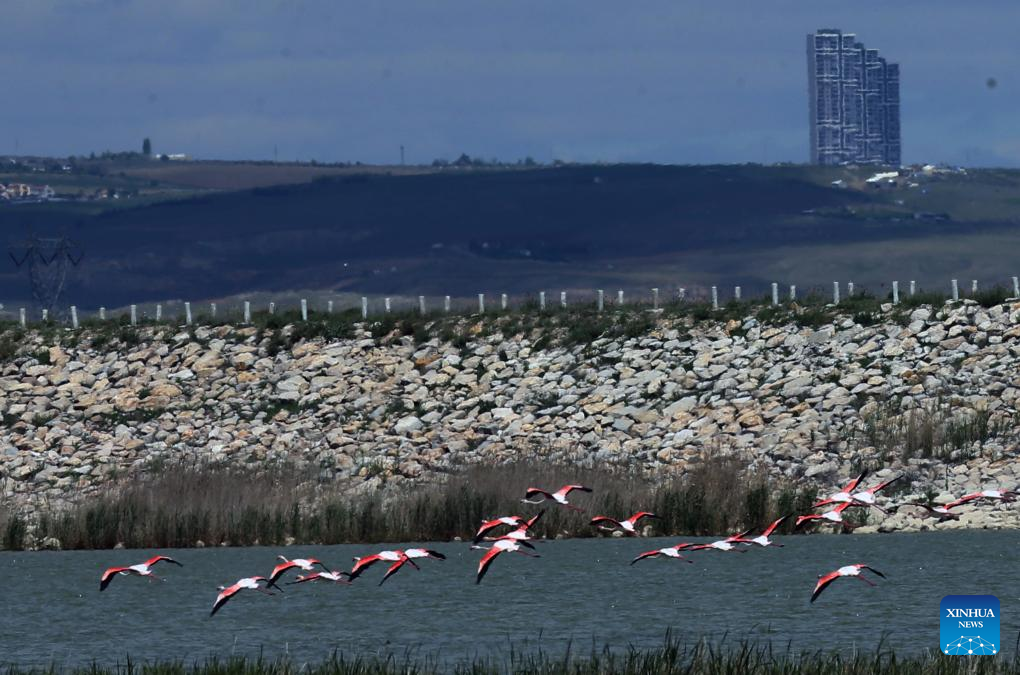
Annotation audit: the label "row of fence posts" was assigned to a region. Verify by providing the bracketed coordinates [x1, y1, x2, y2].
[9, 276, 1020, 328]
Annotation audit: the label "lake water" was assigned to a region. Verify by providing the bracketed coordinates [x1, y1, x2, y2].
[2, 531, 1017, 667]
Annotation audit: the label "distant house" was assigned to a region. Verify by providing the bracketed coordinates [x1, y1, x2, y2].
[5, 183, 32, 198]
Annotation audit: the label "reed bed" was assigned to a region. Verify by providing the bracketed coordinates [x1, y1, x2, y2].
[5, 459, 818, 550]
[3, 639, 1018, 675]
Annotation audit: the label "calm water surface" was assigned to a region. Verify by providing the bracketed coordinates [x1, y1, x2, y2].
[2, 531, 1017, 666]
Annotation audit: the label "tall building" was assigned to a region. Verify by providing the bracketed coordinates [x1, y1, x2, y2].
[807, 29, 900, 166]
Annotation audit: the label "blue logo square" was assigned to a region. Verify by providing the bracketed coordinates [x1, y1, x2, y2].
[940, 595, 1000, 655]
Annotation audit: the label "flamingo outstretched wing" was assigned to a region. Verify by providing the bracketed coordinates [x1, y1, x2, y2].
[99, 566, 130, 592]
[268, 560, 298, 586]
[761, 516, 787, 537]
[843, 470, 867, 493]
[475, 547, 504, 584]
[556, 484, 592, 499]
[379, 559, 410, 586]
[211, 584, 241, 616]
[590, 516, 623, 528]
[144, 555, 182, 568]
[348, 554, 383, 580]
[861, 475, 902, 496]
[859, 564, 886, 578]
[810, 571, 841, 603]
[473, 518, 518, 543]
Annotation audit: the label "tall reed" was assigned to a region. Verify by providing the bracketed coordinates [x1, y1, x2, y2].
[9, 459, 816, 550]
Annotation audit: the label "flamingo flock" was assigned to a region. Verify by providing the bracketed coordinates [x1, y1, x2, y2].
[96, 475, 1017, 614]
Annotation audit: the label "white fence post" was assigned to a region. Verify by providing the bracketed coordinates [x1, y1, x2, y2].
[951, 279, 959, 302]
[847, 281, 854, 297]
[597, 290, 604, 312]
[444, 296, 451, 313]
[210, 303, 216, 320]
[501, 293, 508, 311]
[1013, 276, 1020, 298]
[734, 286, 741, 302]
[361, 297, 368, 319]
[539, 291, 546, 311]
[833, 282, 840, 305]
[771, 283, 778, 306]
[617, 289, 624, 305]
[560, 291, 567, 309]
[185, 302, 192, 325]
[300, 298, 308, 321]
[155, 304, 162, 322]
[384, 298, 391, 314]
[70, 306, 78, 329]
[909, 280, 916, 297]
[711, 286, 719, 311]
[243, 301, 251, 324]
[478, 293, 485, 313]
[789, 285, 796, 301]
[19, 307, 25, 328]
[892, 281, 899, 305]
[418, 295, 426, 315]
[971, 280, 978, 294]
[130, 305, 137, 325]
[99, 306, 106, 321]
[268, 301, 275, 315]
[41, 308, 48, 322]
[651, 288, 658, 309]
[327, 300, 334, 314]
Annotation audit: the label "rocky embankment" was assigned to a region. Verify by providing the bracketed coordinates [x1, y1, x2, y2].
[2, 299, 1020, 536]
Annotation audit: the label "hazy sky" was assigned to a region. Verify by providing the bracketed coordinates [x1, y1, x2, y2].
[3, 1, 1018, 166]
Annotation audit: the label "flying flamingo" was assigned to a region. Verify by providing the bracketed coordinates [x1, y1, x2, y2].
[482, 524, 534, 543]
[210, 576, 276, 616]
[685, 537, 748, 553]
[348, 550, 422, 586]
[403, 548, 447, 563]
[287, 571, 352, 585]
[473, 512, 543, 543]
[590, 511, 659, 535]
[99, 555, 183, 591]
[630, 543, 695, 565]
[743, 516, 787, 547]
[472, 538, 540, 584]
[521, 484, 592, 510]
[899, 501, 961, 522]
[810, 564, 886, 603]
[814, 475, 901, 512]
[268, 556, 329, 587]
[795, 502, 855, 530]
[947, 489, 1017, 507]
[811, 471, 868, 509]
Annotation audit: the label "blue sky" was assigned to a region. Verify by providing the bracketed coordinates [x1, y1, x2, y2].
[3, 1, 1017, 166]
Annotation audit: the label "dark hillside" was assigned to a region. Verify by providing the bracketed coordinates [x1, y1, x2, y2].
[0, 164, 1017, 307]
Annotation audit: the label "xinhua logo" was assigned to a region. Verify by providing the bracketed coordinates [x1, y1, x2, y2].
[940, 595, 1000, 655]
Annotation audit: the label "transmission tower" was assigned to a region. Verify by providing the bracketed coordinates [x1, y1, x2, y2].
[8, 235, 84, 315]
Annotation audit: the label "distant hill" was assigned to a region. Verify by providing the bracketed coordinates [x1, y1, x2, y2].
[2, 163, 1019, 309]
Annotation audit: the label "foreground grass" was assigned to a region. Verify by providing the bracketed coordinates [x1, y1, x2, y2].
[3, 640, 1017, 675]
[1, 459, 821, 550]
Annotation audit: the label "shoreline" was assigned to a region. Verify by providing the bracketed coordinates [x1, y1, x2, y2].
[3, 296, 1020, 549]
